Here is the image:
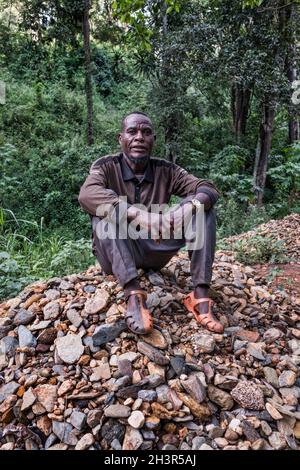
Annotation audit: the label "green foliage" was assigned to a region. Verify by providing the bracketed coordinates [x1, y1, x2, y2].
[267, 143, 300, 209]
[210, 145, 249, 175]
[210, 146, 255, 204]
[224, 234, 290, 265]
[0, 64, 150, 237]
[242, 0, 263, 8]
[216, 198, 271, 240]
[0, 211, 94, 300]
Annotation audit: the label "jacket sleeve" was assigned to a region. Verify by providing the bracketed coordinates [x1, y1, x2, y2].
[78, 159, 121, 216]
[170, 163, 220, 207]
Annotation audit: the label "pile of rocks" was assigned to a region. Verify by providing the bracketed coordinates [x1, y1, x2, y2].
[224, 213, 300, 260]
[0, 216, 300, 450]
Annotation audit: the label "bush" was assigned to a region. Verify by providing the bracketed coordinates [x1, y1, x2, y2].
[267, 142, 300, 210]
[210, 145, 255, 205]
[0, 210, 95, 301]
[225, 233, 290, 265]
[216, 198, 271, 240]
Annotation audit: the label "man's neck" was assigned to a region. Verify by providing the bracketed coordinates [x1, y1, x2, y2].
[124, 153, 149, 175]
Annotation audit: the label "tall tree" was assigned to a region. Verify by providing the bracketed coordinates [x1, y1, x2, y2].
[205, 0, 299, 205]
[285, 2, 299, 143]
[231, 83, 252, 144]
[83, 0, 94, 145]
[252, 0, 300, 205]
[15, 0, 95, 145]
[112, 0, 187, 162]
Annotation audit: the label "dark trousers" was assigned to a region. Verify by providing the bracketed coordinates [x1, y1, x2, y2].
[91, 202, 216, 288]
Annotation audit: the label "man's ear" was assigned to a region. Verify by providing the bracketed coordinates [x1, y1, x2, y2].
[118, 132, 122, 145]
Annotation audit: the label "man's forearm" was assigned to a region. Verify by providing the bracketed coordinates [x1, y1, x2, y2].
[195, 186, 219, 207]
[193, 192, 212, 210]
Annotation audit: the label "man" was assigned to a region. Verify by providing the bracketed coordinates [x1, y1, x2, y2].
[78, 111, 223, 335]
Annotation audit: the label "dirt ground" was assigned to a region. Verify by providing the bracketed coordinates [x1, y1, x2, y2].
[253, 262, 300, 299]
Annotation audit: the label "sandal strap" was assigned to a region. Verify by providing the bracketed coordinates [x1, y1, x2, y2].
[184, 291, 223, 333]
[124, 289, 147, 301]
[193, 297, 214, 305]
[186, 294, 214, 307]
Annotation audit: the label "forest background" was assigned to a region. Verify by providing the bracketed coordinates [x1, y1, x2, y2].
[0, 0, 299, 300]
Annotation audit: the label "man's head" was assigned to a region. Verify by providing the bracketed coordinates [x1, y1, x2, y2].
[118, 112, 156, 163]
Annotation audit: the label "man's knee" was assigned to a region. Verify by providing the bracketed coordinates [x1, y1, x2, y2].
[91, 229, 114, 275]
[93, 246, 113, 275]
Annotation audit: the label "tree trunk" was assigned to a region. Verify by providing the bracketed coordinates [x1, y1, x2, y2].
[159, 0, 180, 163]
[253, 137, 261, 184]
[287, 63, 300, 143]
[165, 116, 180, 163]
[285, 2, 299, 144]
[83, 0, 94, 146]
[231, 82, 251, 144]
[254, 101, 276, 207]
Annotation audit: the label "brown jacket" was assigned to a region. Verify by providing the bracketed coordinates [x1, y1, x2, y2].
[78, 153, 220, 216]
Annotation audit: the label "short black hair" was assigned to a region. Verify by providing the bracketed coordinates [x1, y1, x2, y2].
[121, 111, 152, 130]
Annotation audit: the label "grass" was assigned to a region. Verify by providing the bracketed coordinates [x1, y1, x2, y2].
[0, 210, 95, 301]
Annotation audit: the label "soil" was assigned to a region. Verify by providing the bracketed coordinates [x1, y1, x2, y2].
[253, 261, 300, 298]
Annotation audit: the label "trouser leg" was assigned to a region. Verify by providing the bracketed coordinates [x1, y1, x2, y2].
[91, 202, 216, 289]
[188, 206, 216, 288]
[148, 201, 216, 288]
[91, 216, 180, 287]
[91, 216, 139, 287]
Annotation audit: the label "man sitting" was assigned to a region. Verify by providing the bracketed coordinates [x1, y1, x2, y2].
[78, 111, 223, 335]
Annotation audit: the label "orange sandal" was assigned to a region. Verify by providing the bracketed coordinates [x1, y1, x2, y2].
[124, 289, 153, 335]
[183, 291, 224, 334]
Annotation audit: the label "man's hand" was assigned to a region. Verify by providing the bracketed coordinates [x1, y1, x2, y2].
[126, 193, 210, 243]
[165, 203, 194, 238]
[127, 206, 161, 239]
[164, 193, 210, 233]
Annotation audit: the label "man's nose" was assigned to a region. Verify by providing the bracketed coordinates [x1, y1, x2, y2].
[134, 130, 144, 141]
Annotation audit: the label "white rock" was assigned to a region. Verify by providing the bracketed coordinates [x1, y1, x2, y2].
[43, 301, 61, 320]
[58, 379, 73, 396]
[90, 363, 111, 381]
[1, 443, 14, 450]
[122, 426, 143, 450]
[119, 352, 138, 362]
[194, 334, 215, 353]
[104, 405, 131, 418]
[21, 387, 36, 411]
[75, 433, 94, 450]
[128, 411, 145, 429]
[35, 384, 57, 412]
[268, 432, 286, 450]
[199, 443, 213, 450]
[278, 370, 297, 388]
[84, 290, 109, 314]
[67, 309, 83, 328]
[109, 355, 119, 367]
[55, 334, 84, 364]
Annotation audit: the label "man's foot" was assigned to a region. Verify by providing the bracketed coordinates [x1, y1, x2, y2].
[194, 285, 210, 315]
[124, 289, 153, 335]
[184, 287, 224, 334]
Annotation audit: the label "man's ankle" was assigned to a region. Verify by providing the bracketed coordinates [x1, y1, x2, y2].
[124, 278, 141, 299]
[194, 284, 210, 298]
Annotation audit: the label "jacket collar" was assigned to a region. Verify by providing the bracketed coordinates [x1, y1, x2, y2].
[120, 153, 154, 183]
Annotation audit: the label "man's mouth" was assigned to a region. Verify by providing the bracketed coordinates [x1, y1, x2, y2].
[131, 146, 147, 151]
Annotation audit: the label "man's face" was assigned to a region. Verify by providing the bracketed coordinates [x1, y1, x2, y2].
[118, 114, 155, 159]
